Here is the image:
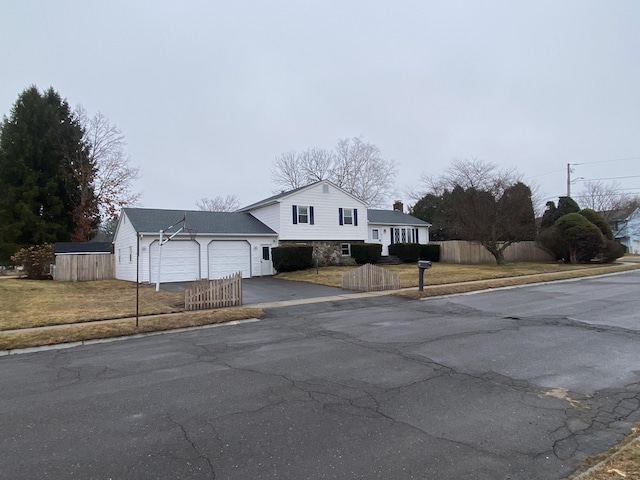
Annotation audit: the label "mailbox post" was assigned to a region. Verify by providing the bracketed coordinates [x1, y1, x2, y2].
[418, 260, 432, 291]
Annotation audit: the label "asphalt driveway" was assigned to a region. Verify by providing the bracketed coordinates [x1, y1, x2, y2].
[2, 271, 640, 479]
[161, 276, 350, 304]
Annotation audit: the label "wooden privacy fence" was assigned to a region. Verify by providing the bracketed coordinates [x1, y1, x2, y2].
[432, 240, 553, 264]
[342, 263, 401, 292]
[185, 272, 242, 310]
[53, 254, 115, 281]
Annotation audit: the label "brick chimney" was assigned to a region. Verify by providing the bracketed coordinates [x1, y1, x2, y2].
[393, 200, 404, 212]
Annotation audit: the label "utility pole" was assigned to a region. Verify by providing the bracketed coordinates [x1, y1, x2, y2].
[567, 163, 571, 197]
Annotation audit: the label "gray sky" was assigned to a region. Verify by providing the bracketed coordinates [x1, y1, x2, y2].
[2, 1, 639, 212]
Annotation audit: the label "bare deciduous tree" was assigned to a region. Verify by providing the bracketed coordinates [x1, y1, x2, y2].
[76, 107, 141, 220]
[270, 137, 397, 207]
[575, 180, 630, 219]
[411, 159, 536, 264]
[196, 194, 240, 212]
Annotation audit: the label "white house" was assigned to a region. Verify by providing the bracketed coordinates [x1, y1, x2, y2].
[113, 180, 432, 283]
[238, 180, 369, 257]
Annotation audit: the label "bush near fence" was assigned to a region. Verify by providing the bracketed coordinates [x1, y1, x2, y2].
[431, 240, 553, 264]
[53, 254, 115, 281]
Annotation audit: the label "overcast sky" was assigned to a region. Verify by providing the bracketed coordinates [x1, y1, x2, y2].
[2, 1, 639, 213]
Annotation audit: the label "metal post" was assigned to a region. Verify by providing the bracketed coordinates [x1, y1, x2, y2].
[155, 230, 163, 292]
[136, 233, 140, 327]
[567, 163, 571, 198]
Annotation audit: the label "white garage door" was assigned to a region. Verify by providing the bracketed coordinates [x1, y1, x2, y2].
[209, 241, 251, 279]
[149, 240, 200, 283]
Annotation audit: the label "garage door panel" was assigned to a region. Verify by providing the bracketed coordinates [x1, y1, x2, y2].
[149, 241, 200, 283]
[209, 241, 250, 279]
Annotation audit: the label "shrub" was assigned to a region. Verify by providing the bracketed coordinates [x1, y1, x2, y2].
[599, 239, 625, 263]
[350, 243, 382, 264]
[536, 226, 570, 262]
[10, 243, 54, 279]
[271, 244, 313, 272]
[555, 213, 603, 263]
[579, 209, 614, 240]
[389, 243, 421, 263]
[419, 244, 440, 262]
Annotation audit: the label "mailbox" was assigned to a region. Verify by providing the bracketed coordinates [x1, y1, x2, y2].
[417, 260, 432, 291]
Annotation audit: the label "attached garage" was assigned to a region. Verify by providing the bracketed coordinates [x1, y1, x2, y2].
[209, 241, 251, 279]
[149, 240, 200, 283]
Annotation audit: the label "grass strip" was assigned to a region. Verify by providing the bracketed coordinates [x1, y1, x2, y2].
[0, 307, 263, 351]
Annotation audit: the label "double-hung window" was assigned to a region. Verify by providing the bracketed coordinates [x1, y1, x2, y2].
[292, 205, 314, 225]
[338, 208, 358, 226]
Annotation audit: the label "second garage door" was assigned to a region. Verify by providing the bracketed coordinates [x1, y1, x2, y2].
[208, 241, 251, 279]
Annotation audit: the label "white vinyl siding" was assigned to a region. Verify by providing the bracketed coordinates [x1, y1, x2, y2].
[113, 212, 139, 281]
[277, 182, 367, 241]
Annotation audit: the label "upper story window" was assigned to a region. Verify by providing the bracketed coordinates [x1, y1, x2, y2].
[292, 205, 314, 225]
[343, 208, 353, 225]
[339, 208, 358, 226]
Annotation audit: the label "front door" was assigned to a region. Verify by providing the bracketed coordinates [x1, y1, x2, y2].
[260, 245, 273, 276]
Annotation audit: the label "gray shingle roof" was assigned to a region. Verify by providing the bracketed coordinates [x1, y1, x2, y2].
[367, 209, 431, 226]
[122, 208, 277, 235]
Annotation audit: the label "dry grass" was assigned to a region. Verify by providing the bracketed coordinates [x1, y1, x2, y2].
[565, 423, 640, 479]
[276, 262, 640, 294]
[0, 279, 185, 330]
[0, 307, 263, 351]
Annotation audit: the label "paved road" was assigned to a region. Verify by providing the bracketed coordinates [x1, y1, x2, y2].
[2, 271, 640, 479]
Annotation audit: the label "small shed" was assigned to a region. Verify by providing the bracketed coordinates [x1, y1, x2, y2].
[53, 242, 114, 281]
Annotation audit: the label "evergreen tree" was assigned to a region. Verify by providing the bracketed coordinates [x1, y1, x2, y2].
[0, 86, 97, 262]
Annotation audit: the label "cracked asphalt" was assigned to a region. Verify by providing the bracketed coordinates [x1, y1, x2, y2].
[2, 271, 640, 479]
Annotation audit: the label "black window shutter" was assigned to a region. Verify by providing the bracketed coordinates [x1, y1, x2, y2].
[310, 206, 315, 225]
[292, 205, 298, 224]
[390, 229, 394, 244]
[339, 208, 343, 225]
[416, 228, 419, 243]
[354, 209, 358, 226]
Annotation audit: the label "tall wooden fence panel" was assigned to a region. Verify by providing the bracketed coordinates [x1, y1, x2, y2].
[185, 272, 242, 310]
[432, 241, 553, 264]
[53, 254, 115, 281]
[342, 263, 401, 292]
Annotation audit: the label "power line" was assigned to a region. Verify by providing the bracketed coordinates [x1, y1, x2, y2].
[574, 175, 640, 182]
[572, 155, 640, 166]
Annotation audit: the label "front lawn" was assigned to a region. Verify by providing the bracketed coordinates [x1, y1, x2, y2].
[0, 279, 185, 330]
[276, 261, 639, 289]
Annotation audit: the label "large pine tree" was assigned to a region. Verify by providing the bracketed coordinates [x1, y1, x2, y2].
[0, 86, 98, 263]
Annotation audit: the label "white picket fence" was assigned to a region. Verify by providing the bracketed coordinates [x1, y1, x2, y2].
[342, 263, 401, 292]
[184, 272, 242, 310]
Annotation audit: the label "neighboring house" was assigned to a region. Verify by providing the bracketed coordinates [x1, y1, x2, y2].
[238, 180, 369, 257]
[367, 202, 431, 256]
[113, 180, 432, 283]
[606, 206, 640, 254]
[113, 209, 277, 283]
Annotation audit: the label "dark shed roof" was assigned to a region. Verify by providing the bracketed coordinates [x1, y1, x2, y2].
[54, 242, 112, 254]
[122, 208, 277, 236]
